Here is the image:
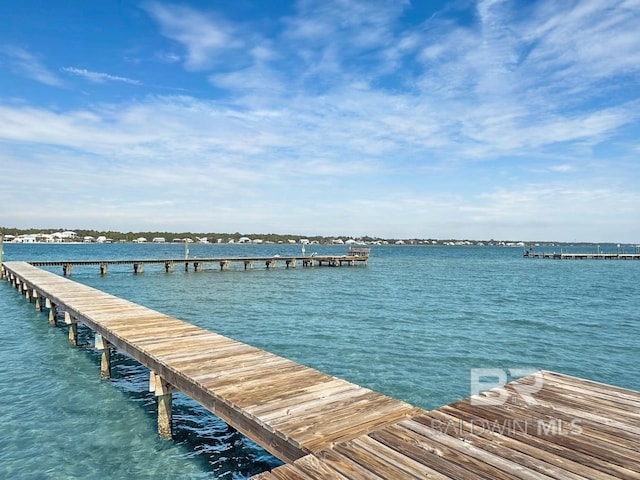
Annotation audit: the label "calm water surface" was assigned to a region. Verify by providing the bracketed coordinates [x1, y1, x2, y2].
[1, 243, 638, 478]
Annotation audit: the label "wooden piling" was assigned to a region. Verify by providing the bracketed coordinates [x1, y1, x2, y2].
[100, 263, 108, 276]
[34, 292, 42, 311]
[65, 312, 78, 345]
[154, 374, 173, 439]
[48, 302, 57, 326]
[95, 334, 111, 380]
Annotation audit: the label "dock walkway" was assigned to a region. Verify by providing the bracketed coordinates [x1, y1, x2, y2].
[3, 261, 639, 479]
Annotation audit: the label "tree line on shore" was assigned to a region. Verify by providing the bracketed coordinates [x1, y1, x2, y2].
[0, 227, 394, 244]
[0, 227, 516, 246]
[2, 227, 626, 247]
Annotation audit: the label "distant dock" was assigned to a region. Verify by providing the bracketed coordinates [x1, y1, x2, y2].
[2, 260, 639, 478]
[524, 251, 640, 260]
[28, 251, 370, 276]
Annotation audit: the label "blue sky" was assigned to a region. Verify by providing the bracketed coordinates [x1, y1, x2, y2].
[1, 0, 639, 242]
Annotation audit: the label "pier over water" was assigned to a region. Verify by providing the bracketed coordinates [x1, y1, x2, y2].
[28, 251, 370, 276]
[2, 260, 639, 478]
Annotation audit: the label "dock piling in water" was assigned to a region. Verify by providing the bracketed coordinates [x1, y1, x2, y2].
[154, 376, 174, 439]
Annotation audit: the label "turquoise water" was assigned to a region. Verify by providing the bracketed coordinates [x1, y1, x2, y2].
[1, 243, 638, 478]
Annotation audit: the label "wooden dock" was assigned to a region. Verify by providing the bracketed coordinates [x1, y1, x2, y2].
[3, 261, 639, 479]
[28, 253, 369, 276]
[1, 261, 415, 463]
[254, 371, 640, 479]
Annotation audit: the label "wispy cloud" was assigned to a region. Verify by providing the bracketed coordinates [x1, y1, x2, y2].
[62, 67, 142, 85]
[142, 2, 240, 70]
[548, 164, 575, 173]
[1, 45, 63, 86]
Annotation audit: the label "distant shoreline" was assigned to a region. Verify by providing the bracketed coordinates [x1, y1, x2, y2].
[0, 227, 636, 247]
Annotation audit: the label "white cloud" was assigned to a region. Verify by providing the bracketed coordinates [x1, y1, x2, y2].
[548, 164, 575, 173]
[62, 67, 142, 85]
[142, 2, 240, 70]
[154, 51, 181, 63]
[1, 45, 63, 86]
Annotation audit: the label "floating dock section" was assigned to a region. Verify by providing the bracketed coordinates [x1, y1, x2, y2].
[2, 261, 639, 479]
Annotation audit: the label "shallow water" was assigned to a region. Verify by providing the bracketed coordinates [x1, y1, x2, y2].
[1, 243, 638, 478]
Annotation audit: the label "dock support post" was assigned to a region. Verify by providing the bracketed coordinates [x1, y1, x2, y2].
[193, 261, 201, 272]
[95, 334, 111, 380]
[33, 290, 42, 311]
[100, 263, 108, 276]
[63, 264, 73, 276]
[133, 263, 144, 274]
[150, 372, 173, 439]
[48, 302, 57, 326]
[165, 261, 174, 273]
[244, 260, 254, 270]
[65, 312, 78, 346]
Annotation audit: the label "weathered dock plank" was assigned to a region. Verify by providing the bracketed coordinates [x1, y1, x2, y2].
[254, 371, 640, 479]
